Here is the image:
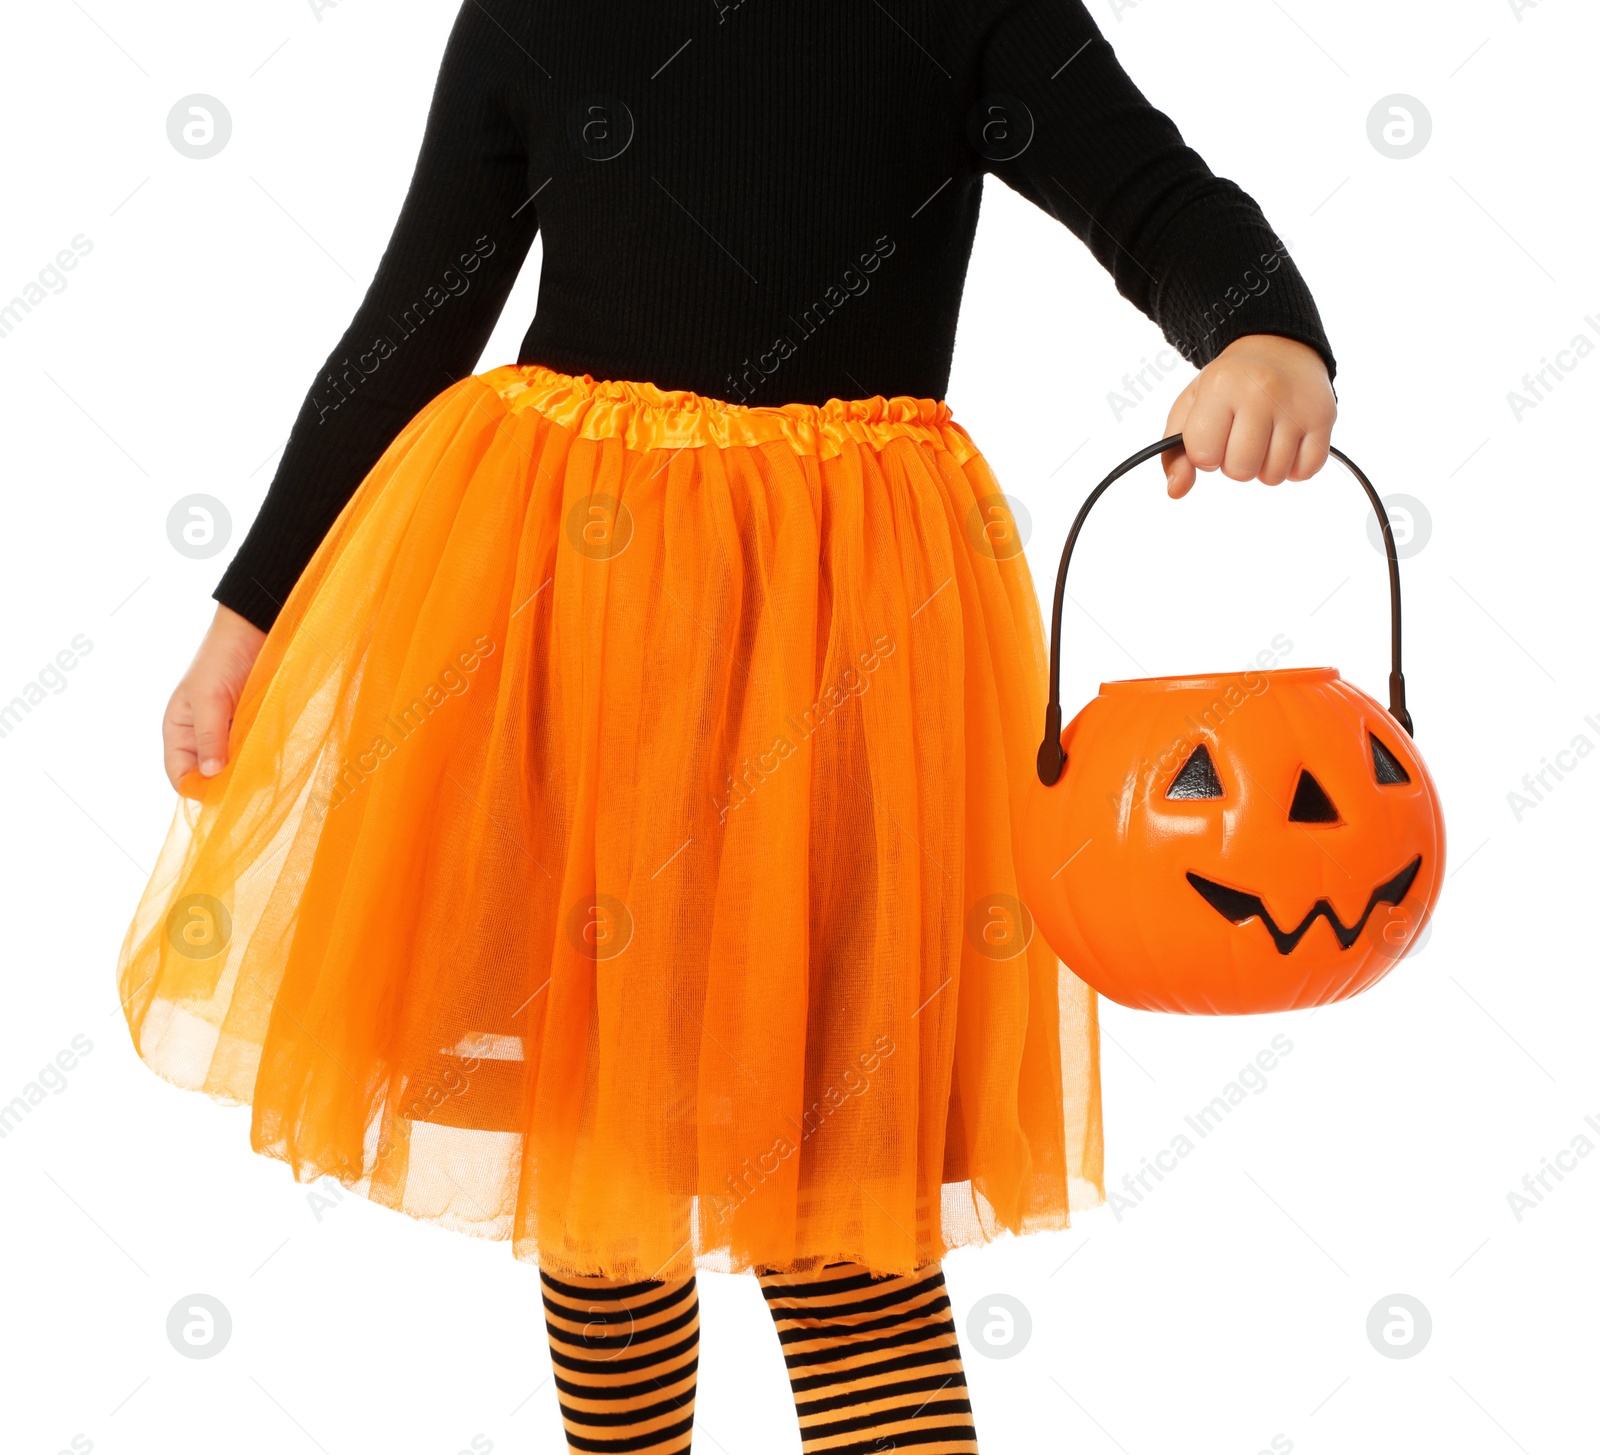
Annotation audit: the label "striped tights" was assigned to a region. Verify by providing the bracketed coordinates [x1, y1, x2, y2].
[539, 1261, 979, 1454]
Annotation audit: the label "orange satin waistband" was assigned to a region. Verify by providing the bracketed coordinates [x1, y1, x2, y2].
[484, 362, 980, 463]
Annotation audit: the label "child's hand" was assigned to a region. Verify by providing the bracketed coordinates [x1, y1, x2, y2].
[162, 605, 268, 794]
[1161, 335, 1337, 498]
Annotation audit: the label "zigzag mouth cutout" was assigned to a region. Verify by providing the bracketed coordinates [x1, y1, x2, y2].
[1185, 856, 1423, 955]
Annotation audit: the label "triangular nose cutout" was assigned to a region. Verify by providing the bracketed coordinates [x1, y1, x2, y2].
[1370, 732, 1411, 785]
[1288, 769, 1340, 823]
[1167, 743, 1223, 799]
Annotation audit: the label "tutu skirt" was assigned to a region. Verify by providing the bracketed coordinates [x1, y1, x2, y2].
[118, 363, 1104, 1279]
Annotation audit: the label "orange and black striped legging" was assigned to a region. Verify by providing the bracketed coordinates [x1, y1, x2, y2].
[540, 1260, 979, 1454]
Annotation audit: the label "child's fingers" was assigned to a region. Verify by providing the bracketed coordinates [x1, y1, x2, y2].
[1289, 425, 1334, 481]
[161, 607, 264, 794]
[1179, 393, 1233, 478]
[1162, 381, 1197, 496]
[1260, 420, 1304, 486]
[192, 688, 234, 777]
[1220, 407, 1273, 482]
[1163, 444, 1195, 497]
[163, 705, 198, 792]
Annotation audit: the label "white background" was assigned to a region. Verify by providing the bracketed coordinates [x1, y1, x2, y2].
[3, 1, 1596, 1452]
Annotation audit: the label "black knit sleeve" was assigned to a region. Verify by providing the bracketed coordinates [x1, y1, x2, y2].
[972, 0, 1335, 382]
[214, 1, 541, 631]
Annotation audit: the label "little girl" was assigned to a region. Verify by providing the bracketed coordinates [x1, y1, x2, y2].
[123, 1, 1336, 1449]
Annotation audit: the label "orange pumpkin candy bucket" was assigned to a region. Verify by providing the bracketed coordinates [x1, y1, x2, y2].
[1018, 436, 1445, 1015]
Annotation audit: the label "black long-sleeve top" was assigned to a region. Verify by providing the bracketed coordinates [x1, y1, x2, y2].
[216, 0, 1336, 631]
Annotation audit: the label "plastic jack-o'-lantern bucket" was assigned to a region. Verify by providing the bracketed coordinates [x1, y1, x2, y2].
[1018, 436, 1445, 1015]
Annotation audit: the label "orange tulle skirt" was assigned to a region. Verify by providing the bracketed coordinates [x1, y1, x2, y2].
[117, 363, 1104, 1279]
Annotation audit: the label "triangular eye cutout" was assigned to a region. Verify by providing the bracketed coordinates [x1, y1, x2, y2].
[1370, 732, 1411, 785]
[1167, 743, 1223, 799]
[1288, 770, 1340, 824]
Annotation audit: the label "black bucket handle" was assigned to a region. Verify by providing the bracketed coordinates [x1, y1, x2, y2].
[1036, 436, 1413, 787]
